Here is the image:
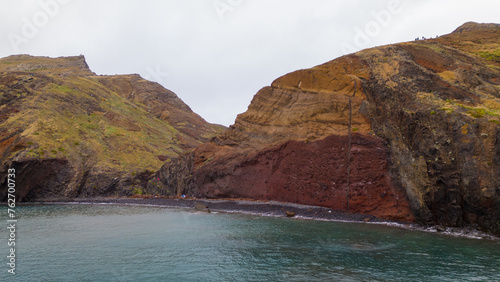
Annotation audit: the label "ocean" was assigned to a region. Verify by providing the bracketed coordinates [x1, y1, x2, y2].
[1, 204, 499, 281]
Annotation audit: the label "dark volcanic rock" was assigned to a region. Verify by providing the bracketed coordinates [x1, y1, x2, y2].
[152, 134, 414, 221]
[0, 159, 71, 201]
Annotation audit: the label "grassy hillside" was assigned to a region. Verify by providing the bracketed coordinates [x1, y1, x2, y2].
[0, 55, 223, 199]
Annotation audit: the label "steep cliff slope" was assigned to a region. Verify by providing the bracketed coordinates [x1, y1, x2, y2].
[0, 55, 224, 200]
[151, 22, 500, 234]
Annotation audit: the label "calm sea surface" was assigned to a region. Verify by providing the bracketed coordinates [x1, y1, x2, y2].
[1, 204, 499, 281]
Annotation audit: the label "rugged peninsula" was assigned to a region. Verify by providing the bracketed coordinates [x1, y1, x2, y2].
[1, 22, 499, 235]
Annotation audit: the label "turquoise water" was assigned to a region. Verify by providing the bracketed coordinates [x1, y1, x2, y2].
[1, 204, 499, 281]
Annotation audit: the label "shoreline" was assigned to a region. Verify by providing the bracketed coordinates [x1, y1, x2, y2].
[34, 196, 387, 221]
[20, 196, 499, 240]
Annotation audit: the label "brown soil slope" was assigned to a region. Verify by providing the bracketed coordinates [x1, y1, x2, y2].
[151, 22, 500, 235]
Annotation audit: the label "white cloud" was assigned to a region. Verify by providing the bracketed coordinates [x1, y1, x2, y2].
[0, 0, 498, 126]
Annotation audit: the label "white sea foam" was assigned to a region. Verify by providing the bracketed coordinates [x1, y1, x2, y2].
[30, 201, 499, 240]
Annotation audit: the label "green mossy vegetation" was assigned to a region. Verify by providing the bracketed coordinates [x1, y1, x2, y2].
[467, 109, 485, 118]
[421, 42, 445, 53]
[439, 98, 500, 123]
[1, 72, 192, 174]
[132, 187, 143, 195]
[440, 108, 454, 114]
[476, 50, 500, 62]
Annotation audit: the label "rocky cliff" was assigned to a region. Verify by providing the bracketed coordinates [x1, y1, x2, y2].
[0, 55, 224, 200]
[151, 22, 500, 234]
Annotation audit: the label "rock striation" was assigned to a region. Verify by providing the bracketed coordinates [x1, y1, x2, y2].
[0, 55, 224, 201]
[151, 22, 500, 235]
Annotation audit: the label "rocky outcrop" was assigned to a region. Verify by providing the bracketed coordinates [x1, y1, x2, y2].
[152, 22, 500, 235]
[0, 55, 224, 200]
[0, 54, 94, 77]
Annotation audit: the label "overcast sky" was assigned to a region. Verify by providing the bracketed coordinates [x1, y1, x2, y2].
[0, 0, 498, 126]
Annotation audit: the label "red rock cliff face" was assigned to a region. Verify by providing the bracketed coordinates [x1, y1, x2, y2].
[195, 135, 411, 221]
[149, 53, 415, 221]
[151, 22, 500, 235]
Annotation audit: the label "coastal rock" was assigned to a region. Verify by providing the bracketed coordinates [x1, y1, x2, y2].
[154, 22, 500, 235]
[436, 226, 447, 232]
[195, 202, 211, 213]
[195, 202, 208, 210]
